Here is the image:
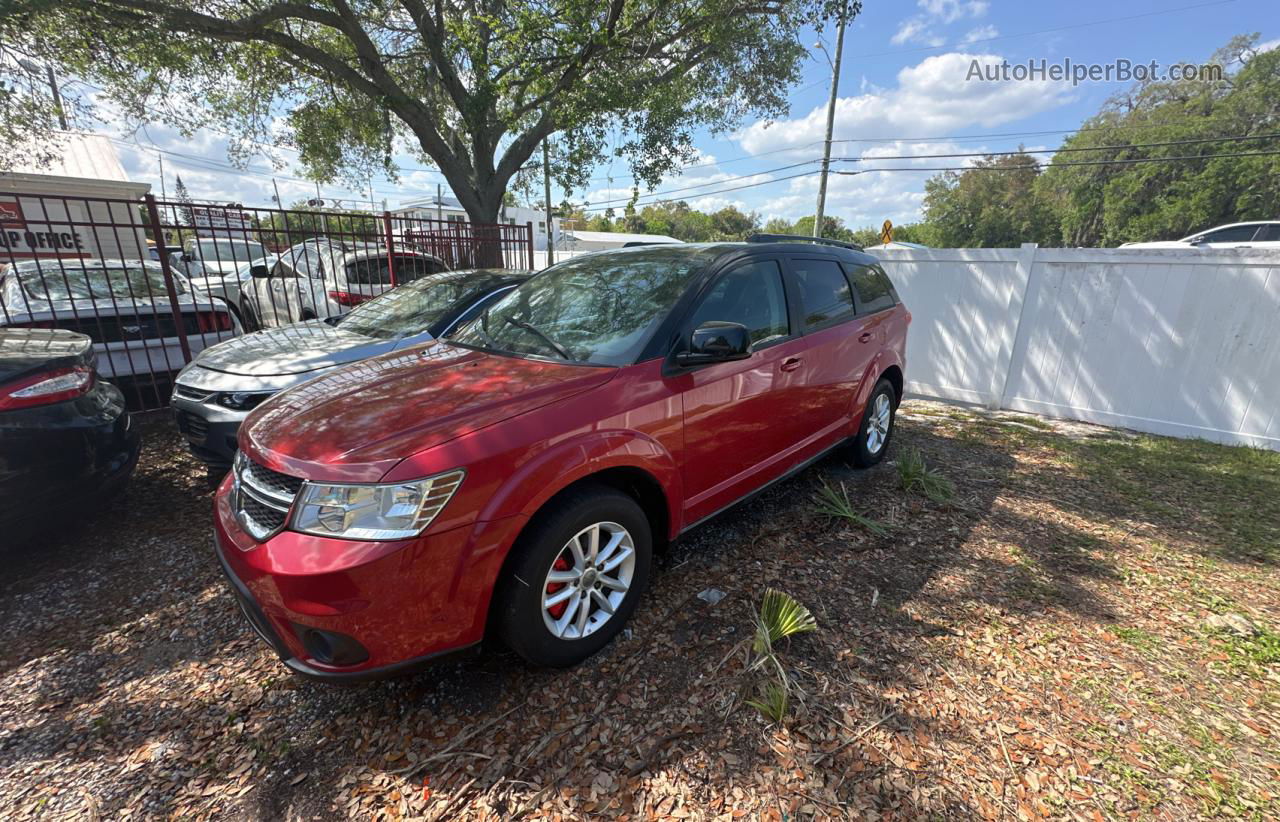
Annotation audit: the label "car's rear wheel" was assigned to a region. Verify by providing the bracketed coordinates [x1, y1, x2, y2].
[496, 486, 652, 667]
[239, 299, 260, 332]
[850, 378, 897, 467]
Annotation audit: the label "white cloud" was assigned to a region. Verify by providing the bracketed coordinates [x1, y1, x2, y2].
[893, 0, 989, 46]
[961, 24, 999, 45]
[1259, 38, 1280, 53]
[737, 52, 1074, 157]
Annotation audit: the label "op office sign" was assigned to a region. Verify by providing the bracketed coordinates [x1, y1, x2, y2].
[0, 196, 90, 260]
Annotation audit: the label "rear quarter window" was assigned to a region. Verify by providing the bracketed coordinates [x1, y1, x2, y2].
[845, 264, 898, 314]
[790, 258, 856, 331]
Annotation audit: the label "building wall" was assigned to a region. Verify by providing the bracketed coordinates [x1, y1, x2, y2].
[873, 245, 1280, 449]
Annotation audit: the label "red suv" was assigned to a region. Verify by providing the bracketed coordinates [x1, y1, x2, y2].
[214, 237, 910, 680]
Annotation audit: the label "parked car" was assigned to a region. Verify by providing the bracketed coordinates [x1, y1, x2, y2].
[0, 259, 241, 382]
[1120, 221, 1280, 249]
[0, 327, 140, 539]
[174, 268, 530, 471]
[170, 236, 272, 309]
[240, 247, 448, 328]
[213, 237, 909, 680]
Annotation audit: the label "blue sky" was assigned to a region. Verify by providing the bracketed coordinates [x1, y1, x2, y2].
[101, 0, 1277, 230]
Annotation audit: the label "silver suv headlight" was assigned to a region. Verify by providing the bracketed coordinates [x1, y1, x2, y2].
[291, 469, 465, 540]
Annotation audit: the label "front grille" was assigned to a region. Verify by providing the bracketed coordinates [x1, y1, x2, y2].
[233, 454, 303, 543]
[173, 384, 214, 402]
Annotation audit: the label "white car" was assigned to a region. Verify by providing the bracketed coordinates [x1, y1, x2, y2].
[1121, 221, 1280, 249]
[239, 246, 448, 328]
[0, 259, 241, 380]
[170, 236, 272, 311]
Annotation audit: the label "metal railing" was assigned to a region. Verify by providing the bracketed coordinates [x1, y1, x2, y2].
[0, 191, 534, 409]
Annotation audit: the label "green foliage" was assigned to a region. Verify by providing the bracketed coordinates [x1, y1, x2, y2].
[583, 200, 761, 241]
[744, 679, 790, 724]
[911, 35, 1280, 248]
[1038, 35, 1280, 247]
[753, 588, 818, 656]
[921, 151, 1063, 248]
[742, 589, 817, 724]
[1, 0, 855, 222]
[897, 446, 955, 503]
[813, 478, 890, 536]
[257, 207, 380, 250]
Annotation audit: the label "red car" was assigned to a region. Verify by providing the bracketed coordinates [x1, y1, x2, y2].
[214, 237, 909, 680]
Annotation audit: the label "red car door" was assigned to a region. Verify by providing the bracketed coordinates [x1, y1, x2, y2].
[783, 256, 878, 447]
[674, 258, 812, 524]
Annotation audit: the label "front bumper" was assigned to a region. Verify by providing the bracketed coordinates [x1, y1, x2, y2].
[212, 478, 526, 681]
[172, 395, 245, 469]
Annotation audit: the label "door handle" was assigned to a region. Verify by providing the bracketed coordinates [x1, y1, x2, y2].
[780, 357, 803, 372]
[858, 331, 875, 343]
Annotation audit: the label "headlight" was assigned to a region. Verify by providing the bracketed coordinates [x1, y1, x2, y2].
[291, 469, 465, 540]
[217, 391, 273, 411]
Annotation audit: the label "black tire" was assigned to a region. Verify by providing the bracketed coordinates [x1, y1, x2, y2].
[239, 299, 260, 332]
[496, 485, 652, 667]
[850, 378, 897, 468]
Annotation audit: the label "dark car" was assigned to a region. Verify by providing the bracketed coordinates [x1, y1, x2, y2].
[172, 268, 531, 471]
[0, 328, 140, 539]
[214, 236, 909, 680]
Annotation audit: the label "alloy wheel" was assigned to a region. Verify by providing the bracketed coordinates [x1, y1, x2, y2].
[866, 392, 892, 454]
[541, 521, 635, 640]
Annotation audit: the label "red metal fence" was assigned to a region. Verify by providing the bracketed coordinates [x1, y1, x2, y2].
[0, 190, 534, 409]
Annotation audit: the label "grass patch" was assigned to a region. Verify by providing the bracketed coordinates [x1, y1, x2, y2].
[813, 479, 891, 536]
[1112, 625, 1159, 651]
[896, 446, 955, 503]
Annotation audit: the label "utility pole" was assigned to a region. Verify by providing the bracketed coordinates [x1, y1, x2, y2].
[813, 6, 847, 238]
[18, 59, 67, 130]
[542, 139, 555, 265]
[272, 177, 283, 208]
[158, 154, 168, 200]
[436, 183, 442, 221]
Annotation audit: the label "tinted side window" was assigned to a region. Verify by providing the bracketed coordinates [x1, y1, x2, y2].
[846, 264, 897, 314]
[688, 260, 789, 347]
[1255, 224, 1280, 242]
[1202, 225, 1260, 243]
[791, 259, 855, 330]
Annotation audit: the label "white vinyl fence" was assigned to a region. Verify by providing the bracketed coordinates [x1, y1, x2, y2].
[872, 245, 1280, 450]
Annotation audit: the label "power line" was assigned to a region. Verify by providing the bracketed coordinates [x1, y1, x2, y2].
[580, 161, 819, 207]
[835, 149, 1280, 174]
[833, 133, 1280, 163]
[578, 170, 821, 214]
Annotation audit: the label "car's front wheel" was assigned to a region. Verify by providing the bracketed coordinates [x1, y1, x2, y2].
[496, 486, 652, 667]
[850, 378, 897, 467]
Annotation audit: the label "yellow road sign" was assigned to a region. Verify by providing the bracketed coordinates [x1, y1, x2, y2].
[880, 219, 893, 245]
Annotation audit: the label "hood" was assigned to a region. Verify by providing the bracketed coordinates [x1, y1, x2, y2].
[241, 344, 616, 481]
[0, 327, 93, 385]
[194, 319, 393, 376]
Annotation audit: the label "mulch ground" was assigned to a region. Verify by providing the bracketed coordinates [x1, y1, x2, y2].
[1, 400, 1277, 820]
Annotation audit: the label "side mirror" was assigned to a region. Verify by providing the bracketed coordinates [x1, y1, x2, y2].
[675, 321, 751, 367]
[1188, 237, 1208, 246]
[249, 265, 271, 278]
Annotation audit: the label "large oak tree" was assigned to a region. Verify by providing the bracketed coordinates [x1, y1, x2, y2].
[1, 0, 840, 223]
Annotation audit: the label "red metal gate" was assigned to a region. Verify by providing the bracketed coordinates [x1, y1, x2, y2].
[0, 191, 535, 410]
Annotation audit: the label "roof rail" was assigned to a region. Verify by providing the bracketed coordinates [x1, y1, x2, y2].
[745, 233, 864, 251]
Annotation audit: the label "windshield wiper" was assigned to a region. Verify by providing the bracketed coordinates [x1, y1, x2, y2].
[504, 316, 572, 361]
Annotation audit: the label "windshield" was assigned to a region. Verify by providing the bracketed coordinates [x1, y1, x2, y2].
[197, 239, 267, 262]
[337, 272, 509, 339]
[17, 262, 185, 301]
[448, 247, 707, 365]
